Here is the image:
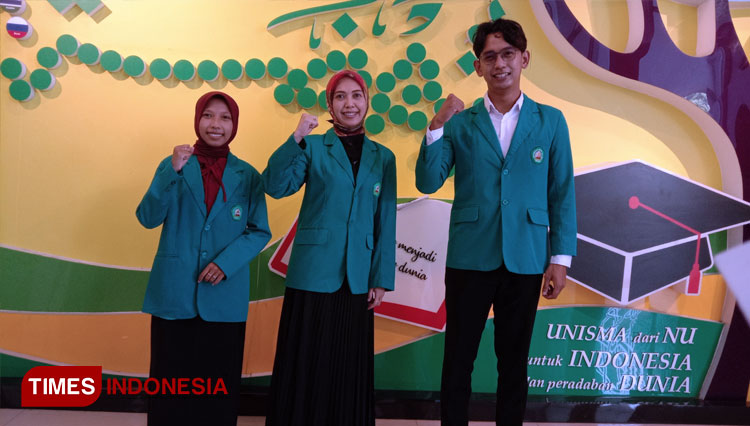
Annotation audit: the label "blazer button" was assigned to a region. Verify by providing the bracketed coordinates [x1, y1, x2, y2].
[502, 169, 509, 175]
[204, 225, 211, 231]
[502, 199, 509, 206]
[201, 251, 207, 258]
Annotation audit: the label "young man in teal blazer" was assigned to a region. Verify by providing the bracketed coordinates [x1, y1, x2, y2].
[415, 19, 576, 426]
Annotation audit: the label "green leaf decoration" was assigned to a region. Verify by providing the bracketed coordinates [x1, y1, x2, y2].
[372, 1, 386, 37]
[309, 18, 322, 50]
[401, 3, 442, 36]
[488, 0, 505, 20]
[267, 0, 377, 30]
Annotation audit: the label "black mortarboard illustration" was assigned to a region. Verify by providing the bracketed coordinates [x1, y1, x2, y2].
[568, 160, 750, 304]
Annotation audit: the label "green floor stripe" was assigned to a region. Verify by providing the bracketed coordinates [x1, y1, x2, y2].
[0, 242, 289, 312]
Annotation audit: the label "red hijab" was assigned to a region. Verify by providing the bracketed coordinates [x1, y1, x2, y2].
[192, 91, 240, 213]
[326, 70, 369, 137]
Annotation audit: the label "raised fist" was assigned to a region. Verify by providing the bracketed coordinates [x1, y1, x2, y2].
[171, 144, 194, 172]
[293, 113, 319, 143]
[430, 93, 465, 130]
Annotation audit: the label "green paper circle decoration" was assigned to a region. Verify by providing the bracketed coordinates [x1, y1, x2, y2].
[100, 50, 123, 72]
[433, 98, 446, 114]
[197, 60, 219, 82]
[365, 114, 386, 135]
[30, 68, 55, 91]
[56, 34, 79, 56]
[267, 57, 288, 79]
[347, 48, 368, 69]
[318, 90, 328, 109]
[371, 93, 391, 114]
[406, 43, 427, 64]
[408, 111, 428, 131]
[297, 87, 318, 109]
[274, 84, 295, 106]
[388, 105, 408, 125]
[423, 81, 443, 103]
[307, 58, 327, 80]
[401, 84, 422, 105]
[1, 58, 26, 80]
[9, 79, 34, 102]
[150, 58, 172, 80]
[78, 43, 101, 65]
[287, 68, 308, 90]
[419, 59, 440, 80]
[174, 60, 196, 81]
[393, 59, 413, 80]
[37, 47, 62, 69]
[357, 70, 372, 88]
[375, 72, 396, 93]
[221, 59, 243, 81]
[245, 58, 266, 80]
[124, 55, 147, 78]
[326, 50, 346, 72]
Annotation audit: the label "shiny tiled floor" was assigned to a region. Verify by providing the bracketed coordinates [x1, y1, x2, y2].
[0, 410, 722, 426]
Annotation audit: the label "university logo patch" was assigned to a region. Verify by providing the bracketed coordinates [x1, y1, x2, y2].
[531, 147, 544, 164]
[231, 205, 242, 220]
[373, 182, 381, 197]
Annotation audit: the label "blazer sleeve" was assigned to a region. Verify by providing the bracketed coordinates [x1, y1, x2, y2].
[135, 157, 181, 229]
[370, 150, 397, 290]
[547, 111, 577, 256]
[212, 169, 272, 278]
[262, 134, 310, 199]
[415, 122, 455, 194]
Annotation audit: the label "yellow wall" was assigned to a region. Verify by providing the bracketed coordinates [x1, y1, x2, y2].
[1, 0, 745, 380]
[1, 1, 721, 269]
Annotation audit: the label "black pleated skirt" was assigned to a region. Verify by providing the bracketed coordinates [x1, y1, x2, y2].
[148, 315, 246, 426]
[265, 284, 375, 426]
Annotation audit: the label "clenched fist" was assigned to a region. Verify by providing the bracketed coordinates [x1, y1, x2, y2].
[171, 144, 194, 172]
[293, 113, 319, 143]
[430, 93, 465, 130]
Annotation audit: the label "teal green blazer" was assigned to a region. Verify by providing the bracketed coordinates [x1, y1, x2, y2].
[262, 129, 396, 294]
[136, 153, 271, 322]
[415, 95, 576, 273]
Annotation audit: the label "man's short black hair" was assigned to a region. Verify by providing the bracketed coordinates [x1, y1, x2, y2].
[472, 19, 527, 57]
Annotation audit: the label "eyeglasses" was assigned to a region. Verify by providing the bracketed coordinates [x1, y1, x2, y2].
[479, 48, 520, 64]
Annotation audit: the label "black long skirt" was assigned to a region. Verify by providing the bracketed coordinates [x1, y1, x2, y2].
[265, 284, 375, 426]
[148, 315, 246, 426]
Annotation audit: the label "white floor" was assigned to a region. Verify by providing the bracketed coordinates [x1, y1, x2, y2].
[0, 409, 726, 426]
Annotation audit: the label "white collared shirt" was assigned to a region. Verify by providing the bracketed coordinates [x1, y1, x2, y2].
[424, 92, 571, 268]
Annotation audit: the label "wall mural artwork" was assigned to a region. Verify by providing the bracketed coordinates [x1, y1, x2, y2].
[0, 0, 505, 136]
[530, 0, 750, 400]
[2, 0, 750, 404]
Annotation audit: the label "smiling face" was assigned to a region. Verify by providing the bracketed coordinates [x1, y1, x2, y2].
[198, 97, 233, 147]
[330, 77, 367, 129]
[474, 32, 529, 97]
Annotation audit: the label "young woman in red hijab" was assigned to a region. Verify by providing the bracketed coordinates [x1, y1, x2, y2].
[136, 91, 271, 426]
[263, 70, 397, 426]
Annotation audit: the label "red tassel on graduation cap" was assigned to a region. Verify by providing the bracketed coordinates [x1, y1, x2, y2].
[629, 196, 703, 295]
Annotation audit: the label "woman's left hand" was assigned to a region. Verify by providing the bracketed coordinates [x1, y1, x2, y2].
[367, 287, 385, 310]
[198, 262, 225, 285]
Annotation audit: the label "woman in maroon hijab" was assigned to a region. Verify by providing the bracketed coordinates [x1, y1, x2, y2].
[263, 70, 397, 425]
[136, 91, 271, 426]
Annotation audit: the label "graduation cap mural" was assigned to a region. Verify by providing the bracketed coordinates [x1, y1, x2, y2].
[569, 160, 750, 305]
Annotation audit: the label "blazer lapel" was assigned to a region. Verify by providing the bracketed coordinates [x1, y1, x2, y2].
[354, 135, 378, 191]
[470, 103, 504, 164]
[183, 157, 207, 218]
[504, 95, 539, 165]
[324, 129, 355, 186]
[206, 153, 242, 224]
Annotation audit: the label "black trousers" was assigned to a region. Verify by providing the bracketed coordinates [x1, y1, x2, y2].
[148, 316, 246, 426]
[440, 265, 542, 426]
